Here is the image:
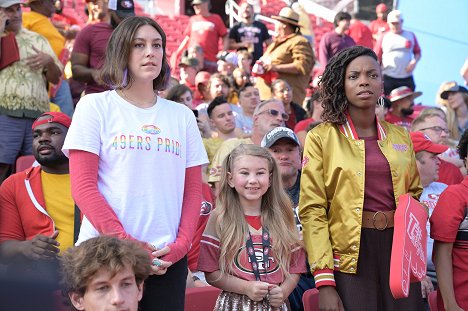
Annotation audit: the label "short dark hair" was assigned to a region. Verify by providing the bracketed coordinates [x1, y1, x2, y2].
[319, 46, 379, 124]
[238, 83, 254, 97]
[166, 84, 192, 103]
[207, 96, 229, 118]
[334, 11, 351, 27]
[458, 129, 468, 161]
[100, 16, 171, 91]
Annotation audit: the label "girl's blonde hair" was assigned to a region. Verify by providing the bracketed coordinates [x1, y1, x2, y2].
[216, 144, 301, 278]
[436, 81, 459, 140]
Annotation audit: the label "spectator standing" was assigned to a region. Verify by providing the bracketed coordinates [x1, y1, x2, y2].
[386, 85, 421, 130]
[71, 0, 135, 95]
[262, 7, 314, 105]
[369, 3, 389, 46]
[318, 11, 355, 67]
[0, 0, 62, 184]
[375, 10, 421, 95]
[431, 129, 468, 311]
[22, 0, 74, 116]
[348, 14, 373, 49]
[62, 17, 208, 311]
[227, 2, 271, 63]
[299, 46, 423, 310]
[172, 0, 227, 73]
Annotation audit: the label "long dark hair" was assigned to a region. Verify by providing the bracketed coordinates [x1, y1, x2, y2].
[319, 46, 379, 125]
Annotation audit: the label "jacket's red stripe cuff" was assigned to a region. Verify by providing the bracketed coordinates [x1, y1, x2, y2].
[313, 269, 336, 288]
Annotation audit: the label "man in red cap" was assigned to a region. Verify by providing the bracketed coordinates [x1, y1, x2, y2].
[410, 131, 448, 300]
[0, 112, 79, 264]
[369, 3, 389, 47]
[385, 85, 422, 130]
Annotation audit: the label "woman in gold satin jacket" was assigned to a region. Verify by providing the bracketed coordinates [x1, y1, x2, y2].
[299, 46, 423, 311]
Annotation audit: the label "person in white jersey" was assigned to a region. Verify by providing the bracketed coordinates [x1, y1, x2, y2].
[62, 16, 208, 311]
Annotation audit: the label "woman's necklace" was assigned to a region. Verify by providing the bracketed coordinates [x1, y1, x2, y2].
[119, 89, 157, 107]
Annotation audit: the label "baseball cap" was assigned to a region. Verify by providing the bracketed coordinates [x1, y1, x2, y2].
[387, 10, 402, 23]
[440, 85, 468, 100]
[388, 86, 422, 102]
[0, 0, 22, 8]
[179, 57, 199, 68]
[195, 71, 211, 86]
[261, 127, 300, 148]
[376, 3, 387, 13]
[192, 0, 207, 5]
[32, 112, 72, 130]
[108, 0, 135, 17]
[410, 132, 448, 154]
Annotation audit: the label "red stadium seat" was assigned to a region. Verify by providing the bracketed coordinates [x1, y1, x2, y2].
[302, 288, 320, 311]
[184, 286, 221, 311]
[15, 155, 35, 172]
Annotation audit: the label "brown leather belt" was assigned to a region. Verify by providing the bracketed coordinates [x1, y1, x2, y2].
[362, 210, 395, 230]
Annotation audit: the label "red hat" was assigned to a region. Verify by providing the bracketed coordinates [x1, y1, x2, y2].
[32, 112, 72, 130]
[195, 71, 211, 86]
[376, 3, 387, 13]
[410, 132, 448, 154]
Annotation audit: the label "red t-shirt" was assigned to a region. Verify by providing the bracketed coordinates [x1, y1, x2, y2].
[348, 20, 373, 49]
[187, 183, 215, 271]
[369, 18, 389, 38]
[430, 177, 468, 311]
[437, 159, 464, 185]
[184, 14, 227, 62]
[384, 113, 413, 131]
[362, 136, 396, 212]
[72, 22, 113, 94]
[198, 211, 306, 284]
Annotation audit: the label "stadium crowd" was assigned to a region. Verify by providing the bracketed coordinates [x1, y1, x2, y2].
[0, 0, 467, 310]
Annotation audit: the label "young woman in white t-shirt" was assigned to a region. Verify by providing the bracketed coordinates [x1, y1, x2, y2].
[63, 16, 208, 311]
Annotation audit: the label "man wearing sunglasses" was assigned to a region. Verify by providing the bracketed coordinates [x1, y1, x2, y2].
[208, 99, 286, 193]
[412, 110, 464, 185]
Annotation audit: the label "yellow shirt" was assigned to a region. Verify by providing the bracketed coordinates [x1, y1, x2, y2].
[41, 171, 74, 253]
[23, 11, 65, 58]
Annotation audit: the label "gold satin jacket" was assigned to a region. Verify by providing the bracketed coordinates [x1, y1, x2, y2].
[298, 117, 422, 287]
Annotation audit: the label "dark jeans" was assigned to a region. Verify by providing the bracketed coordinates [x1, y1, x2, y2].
[139, 256, 188, 311]
[383, 75, 416, 96]
[334, 228, 424, 311]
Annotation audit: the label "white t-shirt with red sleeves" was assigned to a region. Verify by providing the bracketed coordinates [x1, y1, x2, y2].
[63, 90, 208, 247]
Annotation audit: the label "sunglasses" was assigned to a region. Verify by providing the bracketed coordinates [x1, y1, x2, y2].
[257, 109, 289, 121]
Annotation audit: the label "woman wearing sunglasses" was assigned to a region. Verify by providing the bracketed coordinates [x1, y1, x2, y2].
[299, 46, 423, 310]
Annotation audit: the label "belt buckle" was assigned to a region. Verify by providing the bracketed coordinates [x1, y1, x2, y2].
[372, 211, 388, 230]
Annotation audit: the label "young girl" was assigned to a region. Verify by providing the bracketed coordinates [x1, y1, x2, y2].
[198, 144, 306, 310]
